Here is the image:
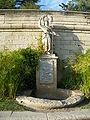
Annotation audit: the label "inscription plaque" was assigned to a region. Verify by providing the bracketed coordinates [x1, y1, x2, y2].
[40, 60, 53, 84]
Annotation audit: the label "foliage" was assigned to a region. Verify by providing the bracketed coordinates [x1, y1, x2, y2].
[74, 50, 90, 98]
[0, 47, 41, 99]
[75, 0, 90, 4]
[0, 0, 39, 9]
[80, 98, 90, 109]
[0, 0, 12, 9]
[59, 59, 82, 90]
[37, 33, 44, 54]
[0, 98, 25, 111]
[59, 0, 90, 12]
[81, 102, 90, 109]
[19, 1, 39, 9]
[60, 50, 90, 98]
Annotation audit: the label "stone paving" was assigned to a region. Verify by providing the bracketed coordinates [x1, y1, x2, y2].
[16, 94, 84, 110]
[0, 109, 90, 120]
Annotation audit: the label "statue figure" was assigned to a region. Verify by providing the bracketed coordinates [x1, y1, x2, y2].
[38, 15, 53, 54]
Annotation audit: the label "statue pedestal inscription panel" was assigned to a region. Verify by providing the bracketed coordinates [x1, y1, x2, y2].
[40, 60, 53, 84]
[36, 54, 58, 97]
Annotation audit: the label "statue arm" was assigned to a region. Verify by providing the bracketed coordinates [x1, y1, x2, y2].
[38, 18, 49, 33]
[38, 18, 42, 28]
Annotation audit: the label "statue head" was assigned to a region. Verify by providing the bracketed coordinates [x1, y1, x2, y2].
[39, 15, 53, 27]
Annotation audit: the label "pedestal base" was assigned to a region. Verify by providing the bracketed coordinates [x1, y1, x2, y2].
[36, 54, 58, 98]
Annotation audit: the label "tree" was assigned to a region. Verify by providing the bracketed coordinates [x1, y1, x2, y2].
[59, 0, 90, 12]
[0, 0, 40, 9]
[19, 0, 39, 9]
[0, 0, 13, 9]
[75, 0, 90, 4]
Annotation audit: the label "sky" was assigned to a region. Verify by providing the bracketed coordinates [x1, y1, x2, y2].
[37, 0, 68, 10]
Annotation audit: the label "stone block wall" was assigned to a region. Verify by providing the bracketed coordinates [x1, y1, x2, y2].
[0, 10, 90, 59]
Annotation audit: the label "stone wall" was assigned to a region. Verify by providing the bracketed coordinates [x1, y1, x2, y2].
[0, 10, 90, 59]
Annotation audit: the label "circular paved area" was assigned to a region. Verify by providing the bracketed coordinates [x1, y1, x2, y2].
[16, 94, 84, 110]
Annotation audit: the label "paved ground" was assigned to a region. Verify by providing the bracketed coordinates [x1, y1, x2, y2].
[0, 109, 90, 120]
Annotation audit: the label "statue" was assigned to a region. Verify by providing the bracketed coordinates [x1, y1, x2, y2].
[38, 15, 54, 54]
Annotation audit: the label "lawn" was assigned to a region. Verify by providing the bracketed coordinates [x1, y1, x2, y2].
[80, 98, 90, 109]
[0, 98, 25, 111]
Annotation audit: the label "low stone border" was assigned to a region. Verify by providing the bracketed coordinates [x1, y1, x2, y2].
[16, 92, 84, 110]
[0, 109, 90, 120]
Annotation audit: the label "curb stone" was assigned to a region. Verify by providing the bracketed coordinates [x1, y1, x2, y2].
[0, 109, 90, 120]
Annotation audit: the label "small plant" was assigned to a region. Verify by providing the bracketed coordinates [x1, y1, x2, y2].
[74, 50, 90, 98]
[60, 49, 90, 98]
[0, 47, 41, 99]
[37, 33, 44, 54]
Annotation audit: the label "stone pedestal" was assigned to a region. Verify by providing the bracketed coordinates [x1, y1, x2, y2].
[36, 54, 58, 98]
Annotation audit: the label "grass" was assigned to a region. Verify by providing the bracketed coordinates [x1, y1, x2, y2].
[80, 98, 90, 109]
[0, 98, 25, 111]
[81, 102, 90, 109]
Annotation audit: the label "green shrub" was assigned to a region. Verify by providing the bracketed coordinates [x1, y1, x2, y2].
[37, 33, 44, 54]
[0, 47, 41, 99]
[59, 59, 82, 90]
[74, 50, 90, 98]
[60, 49, 90, 98]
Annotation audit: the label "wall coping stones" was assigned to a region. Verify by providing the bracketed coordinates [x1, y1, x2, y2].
[0, 9, 90, 15]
